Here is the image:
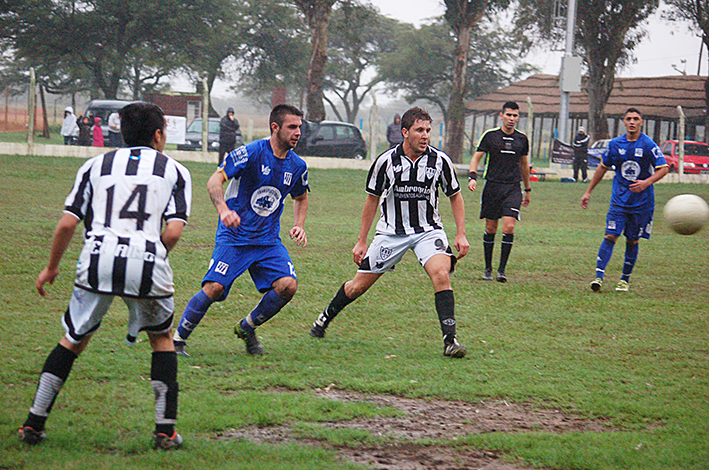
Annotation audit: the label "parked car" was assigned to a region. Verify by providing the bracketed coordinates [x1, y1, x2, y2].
[177, 117, 243, 151]
[83, 99, 132, 139]
[590, 139, 611, 149]
[587, 139, 612, 167]
[660, 140, 709, 174]
[295, 120, 366, 160]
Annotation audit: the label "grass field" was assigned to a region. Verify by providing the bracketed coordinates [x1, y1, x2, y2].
[1, 154, 708, 469]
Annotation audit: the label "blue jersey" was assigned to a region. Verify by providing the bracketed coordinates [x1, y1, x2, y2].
[216, 139, 309, 246]
[602, 133, 667, 213]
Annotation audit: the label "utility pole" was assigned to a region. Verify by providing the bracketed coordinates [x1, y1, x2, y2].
[558, 0, 581, 144]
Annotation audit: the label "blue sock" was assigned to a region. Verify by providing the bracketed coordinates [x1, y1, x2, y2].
[595, 238, 615, 280]
[176, 290, 213, 340]
[621, 242, 639, 282]
[241, 289, 289, 332]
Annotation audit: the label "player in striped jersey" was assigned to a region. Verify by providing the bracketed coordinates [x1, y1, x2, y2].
[173, 104, 309, 357]
[310, 107, 470, 358]
[468, 101, 532, 283]
[19, 102, 192, 450]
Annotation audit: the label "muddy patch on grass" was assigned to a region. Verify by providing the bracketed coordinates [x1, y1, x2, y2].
[219, 388, 616, 470]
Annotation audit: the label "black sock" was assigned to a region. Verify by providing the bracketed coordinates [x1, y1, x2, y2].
[314, 284, 354, 329]
[483, 232, 495, 271]
[435, 290, 456, 343]
[24, 344, 78, 431]
[499, 233, 514, 273]
[151, 351, 178, 436]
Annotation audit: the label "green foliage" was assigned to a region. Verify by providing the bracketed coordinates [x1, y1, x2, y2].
[1, 154, 708, 469]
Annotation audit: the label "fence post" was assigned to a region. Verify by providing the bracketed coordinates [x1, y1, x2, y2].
[202, 77, 210, 163]
[27, 68, 36, 153]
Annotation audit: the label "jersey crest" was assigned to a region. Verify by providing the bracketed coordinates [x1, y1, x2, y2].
[250, 186, 282, 216]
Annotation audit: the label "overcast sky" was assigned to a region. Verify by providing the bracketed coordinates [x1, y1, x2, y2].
[369, 0, 705, 78]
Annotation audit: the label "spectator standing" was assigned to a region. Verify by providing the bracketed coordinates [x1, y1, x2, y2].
[386, 113, 403, 148]
[108, 110, 123, 147]
[18, 102, 192, 450]
[76, 115, 92, 146]
[92, 116, 104, 147]
[218, 107, 241, 165]
[60, 107, 78, 145]
[572, 126, 590, 182]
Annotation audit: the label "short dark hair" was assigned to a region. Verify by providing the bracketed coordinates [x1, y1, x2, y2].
[119, 102, 165, 148]
[269, 104, 304, 130]
[401, 107, 432, 131]
[502, 101, 519, 113]
[624, 107, 643, 119]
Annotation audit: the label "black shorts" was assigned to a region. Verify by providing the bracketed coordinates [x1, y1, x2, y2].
[480, 181, 522, 220]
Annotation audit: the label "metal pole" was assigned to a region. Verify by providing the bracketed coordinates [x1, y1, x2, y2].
[678, 105, 685, 183]
[559, 0, 577, 143]
[201, 77, 210, 162]
[28, 68, 36, 150]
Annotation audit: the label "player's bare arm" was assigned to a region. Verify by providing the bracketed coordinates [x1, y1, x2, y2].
[36, 213, 80, 296]
[629, 165, 669, 193]
[581, 164, 609, 209]
[467, 151, 484, 191]
[207, 169, 240, 228]
[449, 192, 469, 259]
[161, 220, 186, 252]
[520, 154, 531, 207]
[353, 194, 379, 265]
[289, 193, 308, 247]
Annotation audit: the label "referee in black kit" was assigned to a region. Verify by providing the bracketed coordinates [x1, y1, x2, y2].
[468, 101, 531, 283]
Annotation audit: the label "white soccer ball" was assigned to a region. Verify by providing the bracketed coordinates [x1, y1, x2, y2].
[663, 194, 709, 235]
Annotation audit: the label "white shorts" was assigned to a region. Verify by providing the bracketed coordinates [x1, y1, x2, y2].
[62, 287, 175, 345]
[358, 229, 453, 274]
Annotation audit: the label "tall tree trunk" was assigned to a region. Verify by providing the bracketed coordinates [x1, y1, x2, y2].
[305, 6, 330, 122]
[445, 23, 472, 163]
[39, 84, 50, 138]
[585, 59, 613, 141]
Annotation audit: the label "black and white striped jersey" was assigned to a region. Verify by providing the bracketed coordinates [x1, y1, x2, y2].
[365, 145, 460, 236]
[64, 147, 192, 298]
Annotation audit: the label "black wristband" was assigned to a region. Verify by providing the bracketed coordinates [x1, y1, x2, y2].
[524, 188, 531, 192]
[468, 171, 477, 181]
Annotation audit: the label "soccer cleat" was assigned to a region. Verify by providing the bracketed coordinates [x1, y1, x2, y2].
[153, 431, 183, 450]
[482, 269, 493, 281]
[443, 338, 467, 358]
[496, 271, 507, 283]
[310, 323, 326, 338]
[18, 426, 46, 445]
[234, 323, 264, 355]
[173, 340, 190, 357]
[615, 280, 630, 292]
[590, 278, 603, 292]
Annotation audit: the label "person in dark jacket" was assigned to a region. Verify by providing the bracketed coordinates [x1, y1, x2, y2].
[219, 107, 241, 165]
[386, 113, 403, 148]
[76, 115, 93, 146]
[572, 126, 590, 182]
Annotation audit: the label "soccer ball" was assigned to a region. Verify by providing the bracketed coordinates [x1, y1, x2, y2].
[663, 194, 709, 235]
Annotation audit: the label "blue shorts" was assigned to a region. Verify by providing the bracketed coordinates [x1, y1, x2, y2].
[203, 243, 296, 300]
[605, 207, 653, 241]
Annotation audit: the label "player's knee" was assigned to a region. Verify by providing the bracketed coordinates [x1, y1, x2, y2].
[202, 282, 225, 300]
[274, 277, 298, 301]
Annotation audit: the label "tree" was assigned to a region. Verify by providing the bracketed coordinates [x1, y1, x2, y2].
[293, 0, 338, 121]
[378, 19, 531, 159]
[664, 0, 709, 141]
[323, 1, 400, 123]
[1, 0, 209, 100]
[516, 0, 659, 141]
[443, 0, 501, 162]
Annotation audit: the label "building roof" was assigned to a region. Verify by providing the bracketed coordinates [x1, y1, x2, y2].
[465, 74, 707, 121]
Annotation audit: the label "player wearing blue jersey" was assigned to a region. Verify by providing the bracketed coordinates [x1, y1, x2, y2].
[174, 104, 309, 356]
[20, 102, 192, 450]
[581, 108, 669, 292]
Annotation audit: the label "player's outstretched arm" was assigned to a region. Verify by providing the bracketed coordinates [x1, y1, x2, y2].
[290, 193, 308, 247]
[353, 194, 379, 265]
[37, 213, 79, 296]
[449, 192, 469, 259]
[207, 169, 240, 228]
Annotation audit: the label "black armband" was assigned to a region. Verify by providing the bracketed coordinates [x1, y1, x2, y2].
[468, 171, 477, 181]
[524, 188, 532, 192]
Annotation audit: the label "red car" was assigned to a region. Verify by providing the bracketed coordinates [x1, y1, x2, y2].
[659, 140, 709, 174]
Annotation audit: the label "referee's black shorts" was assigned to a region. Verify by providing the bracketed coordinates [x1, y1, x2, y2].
[480, 181, 522, 220]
